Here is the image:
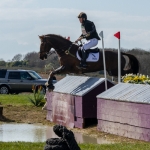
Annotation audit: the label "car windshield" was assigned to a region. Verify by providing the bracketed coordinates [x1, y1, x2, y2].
[28, 71, 42, 79]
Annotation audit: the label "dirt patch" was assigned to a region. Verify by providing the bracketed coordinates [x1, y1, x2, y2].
[0, 105, 54, 125]
[0, 105, 146, 144]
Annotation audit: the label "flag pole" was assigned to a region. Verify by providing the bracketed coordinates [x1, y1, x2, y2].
[114, 31, 121, 83]
[118, 38, 121, 83]
[99, 31, 107, 90]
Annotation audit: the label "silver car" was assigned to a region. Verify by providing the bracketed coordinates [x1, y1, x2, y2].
[0, 69, 55, 94]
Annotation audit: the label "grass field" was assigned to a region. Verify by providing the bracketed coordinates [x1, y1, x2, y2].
[0, 142, 150, 150]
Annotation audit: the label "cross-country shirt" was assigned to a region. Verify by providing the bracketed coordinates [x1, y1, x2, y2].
[80, 20, 100, 40]
[81, 25, 87, 35]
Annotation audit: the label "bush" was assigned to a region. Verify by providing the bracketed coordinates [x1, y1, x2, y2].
[28, 85, 45, 107]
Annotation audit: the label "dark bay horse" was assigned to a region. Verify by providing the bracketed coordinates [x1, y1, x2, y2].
[39, 34, 139, 89]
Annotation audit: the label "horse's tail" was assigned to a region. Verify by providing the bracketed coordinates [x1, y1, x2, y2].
[121, 52, 139, 74]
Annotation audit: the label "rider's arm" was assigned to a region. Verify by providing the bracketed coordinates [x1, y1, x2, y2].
[75, 34, 84, 43]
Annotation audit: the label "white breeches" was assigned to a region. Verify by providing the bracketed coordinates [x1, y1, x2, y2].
[82, 38, 98, 50]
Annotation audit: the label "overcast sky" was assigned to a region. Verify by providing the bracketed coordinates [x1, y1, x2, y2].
[0, 0, 150, 61]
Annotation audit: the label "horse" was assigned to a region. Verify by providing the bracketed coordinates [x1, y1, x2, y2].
[39, 34, 139, 89]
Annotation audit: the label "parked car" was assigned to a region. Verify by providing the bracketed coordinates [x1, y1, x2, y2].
[0, 69, 56, 94]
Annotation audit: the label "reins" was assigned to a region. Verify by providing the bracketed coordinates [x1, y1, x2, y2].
[65, 44, 76, 58]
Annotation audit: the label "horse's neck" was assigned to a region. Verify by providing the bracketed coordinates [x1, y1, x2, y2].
[53, 41, 71, 56]
[51, 37, 70, 49]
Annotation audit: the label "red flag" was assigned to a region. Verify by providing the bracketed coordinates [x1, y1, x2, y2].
[67, 36, 70, 40]
[114, 32, 120, 39]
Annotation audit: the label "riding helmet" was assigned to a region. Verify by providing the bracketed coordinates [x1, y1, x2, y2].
[78, 12, 87, 20]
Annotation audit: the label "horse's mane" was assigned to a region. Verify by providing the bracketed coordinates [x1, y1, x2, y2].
[45, 34, 72, 44]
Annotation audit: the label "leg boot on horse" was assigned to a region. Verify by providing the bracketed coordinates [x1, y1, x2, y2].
[45, 72, 55, 91]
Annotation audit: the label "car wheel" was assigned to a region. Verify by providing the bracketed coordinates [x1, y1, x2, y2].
[0, 86, 10, 94]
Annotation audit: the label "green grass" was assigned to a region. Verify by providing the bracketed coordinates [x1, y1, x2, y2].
[80, 143, 150, 150]
[0, 142, 150, 150]
[0, 94, 34, 106]
[0, 142, 45, 150]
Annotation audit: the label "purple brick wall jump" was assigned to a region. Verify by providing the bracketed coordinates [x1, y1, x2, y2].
[74, 117, 85, 128]
[47, 110, 53, 122]
[97, 98, 150, 141]
[46, 80, 114, 129]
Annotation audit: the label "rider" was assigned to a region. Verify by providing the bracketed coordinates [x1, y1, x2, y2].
[75, 12, 100, 69]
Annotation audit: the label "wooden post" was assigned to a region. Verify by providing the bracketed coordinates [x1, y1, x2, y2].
[0, 106, 3, 118]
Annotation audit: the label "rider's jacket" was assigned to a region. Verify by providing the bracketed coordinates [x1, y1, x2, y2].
[80, 20, 100, 40]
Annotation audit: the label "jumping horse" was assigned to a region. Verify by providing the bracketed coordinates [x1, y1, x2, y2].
[39, 34, 139, 89]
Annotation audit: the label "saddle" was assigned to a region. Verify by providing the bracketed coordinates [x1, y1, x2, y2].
[78, 47, 99, 59]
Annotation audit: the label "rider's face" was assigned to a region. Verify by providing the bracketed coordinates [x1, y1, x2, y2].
[79, 17, 83, 23]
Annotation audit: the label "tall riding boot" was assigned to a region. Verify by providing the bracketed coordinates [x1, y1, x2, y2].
[81, 50, 87, 69]
[77, 47, 83, 68]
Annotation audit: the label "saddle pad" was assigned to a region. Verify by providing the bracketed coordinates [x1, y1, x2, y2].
[76, 51, 99, 62]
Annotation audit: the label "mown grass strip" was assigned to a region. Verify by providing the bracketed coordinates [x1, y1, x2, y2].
[0, 142, 45, 150]
[0, 94, 35, 106]
[0, 142, 150, 150]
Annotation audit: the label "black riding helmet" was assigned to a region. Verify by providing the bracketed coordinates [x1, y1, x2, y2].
[78, 12, 87, 20]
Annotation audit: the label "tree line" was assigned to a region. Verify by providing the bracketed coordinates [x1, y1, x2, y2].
[0, 52, 59, 73]
[0, 48, 150, 76]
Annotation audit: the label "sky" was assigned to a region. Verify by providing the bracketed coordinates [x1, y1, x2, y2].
[0, 0, 150, 61]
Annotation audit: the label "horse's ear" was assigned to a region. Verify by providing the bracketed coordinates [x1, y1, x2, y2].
[39, 35, 44, 42]
[38, 35, 42, 39]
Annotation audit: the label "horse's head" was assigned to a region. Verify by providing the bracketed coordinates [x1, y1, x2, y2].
[39, 35, 52, 60]
[39, 34, 75, 60]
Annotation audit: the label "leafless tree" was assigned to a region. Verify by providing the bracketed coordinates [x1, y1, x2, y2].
[12, 54, 22, 62]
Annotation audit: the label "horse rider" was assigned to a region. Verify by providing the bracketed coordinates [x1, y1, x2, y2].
[75, 12, 100, 69]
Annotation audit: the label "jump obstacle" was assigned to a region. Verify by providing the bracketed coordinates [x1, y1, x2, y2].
[46, 75, 114, 128]
[97, 83, 150, 141]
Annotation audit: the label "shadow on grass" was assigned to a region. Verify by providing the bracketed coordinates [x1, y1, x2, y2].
[0, 115, 15, 123]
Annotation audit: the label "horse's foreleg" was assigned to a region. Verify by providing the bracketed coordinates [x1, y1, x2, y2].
[52, 65, 66, 74]
[46, 65, 66, 90]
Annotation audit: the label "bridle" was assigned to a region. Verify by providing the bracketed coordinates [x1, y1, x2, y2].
[39, 36, 77, 58]
[39, 36, 56, 57]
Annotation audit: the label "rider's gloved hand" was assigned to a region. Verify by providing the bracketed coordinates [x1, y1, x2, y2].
[75, 36, 83, 43]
